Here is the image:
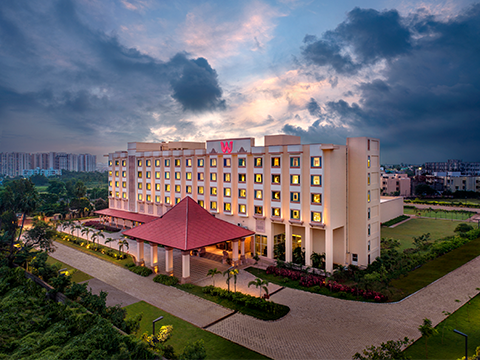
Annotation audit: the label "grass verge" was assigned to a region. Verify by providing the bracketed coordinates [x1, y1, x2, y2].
[403, 293, 480, 359]
[124, 301, 269, 360]
[382, 215, 410, 227]
[46, 256, 93, 283]
[404, 207, 473, 221]
[174, 283, 289, 320]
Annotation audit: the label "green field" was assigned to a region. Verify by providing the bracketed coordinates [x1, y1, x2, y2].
[46, 256, 93, 283]
[125, 301, 269, 360]
[404, 207, 474, 221]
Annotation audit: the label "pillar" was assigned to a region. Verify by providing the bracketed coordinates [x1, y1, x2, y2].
[150, 244, 158, 268]
[136, 240, 144, 265]
[232, 240, 239, 264]
[240, 238, 246, 262]
[285, 224, 292, 263]
[181, 250, 190, 279]
[325, 227, 333, 274]
[305, 227, 312, 267]
[165, 247, 173, 273]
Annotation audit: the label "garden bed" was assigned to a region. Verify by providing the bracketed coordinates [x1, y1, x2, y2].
[83, 220, 121, 232]
[382, 215, 410, 227]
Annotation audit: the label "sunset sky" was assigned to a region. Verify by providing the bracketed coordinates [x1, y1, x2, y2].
[0, 0, 479, 163]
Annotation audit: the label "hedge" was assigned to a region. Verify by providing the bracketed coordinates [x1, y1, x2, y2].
[153, 274, 179, 286]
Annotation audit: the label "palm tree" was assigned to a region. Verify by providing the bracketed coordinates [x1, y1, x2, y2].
[97, 230, 105, 245]
[223, 269, 233, 292]
[231, 269, 239, 292]
[69, 223, 77, 237]
[206, 268, 222, 286]
[418, 318, 437, 359]
[248, 277, 269, 298]
[118, 237, 130, 253]
[61, 219, 73, 233]
[75, 224, 82, 237]
[81, 226, 91, 241]
[105, 237, 116, 249]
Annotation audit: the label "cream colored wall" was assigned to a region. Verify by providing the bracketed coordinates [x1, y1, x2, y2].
[380, 197, 405, 223]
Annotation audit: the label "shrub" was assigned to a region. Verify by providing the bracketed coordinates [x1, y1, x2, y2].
[153, 274, 179, 286]
[128, 266, 153, 277]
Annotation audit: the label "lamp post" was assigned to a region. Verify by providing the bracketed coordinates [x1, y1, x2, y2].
[152, 316, 163, 339]
[453, 329, 468, 360]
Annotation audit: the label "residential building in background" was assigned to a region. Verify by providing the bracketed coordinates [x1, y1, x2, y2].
[425, 159, 480, 176]
[381, 173, 411, 197]
[106, 135, 384, 271]
[439, 173, 480, 193]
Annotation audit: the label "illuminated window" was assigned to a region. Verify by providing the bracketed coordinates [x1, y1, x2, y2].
[254, 206, 263, 215]
[186, 158, 192, 167]
[198, 200, 204, 207]
[198, 186, 204, 194]
[175, 159, 181, 167]
[272, 207, 281, 217]
[255, 174, 263, 183]
[122, 192, 127, 199]
[272, 174, 280, 184]
[155, 183, 160, 191]
[311, 175, 321, 186]
[367, 156, 371, 168]
[155, 195, 160, 203]
[272, 191, 280, 200]
[210, 173, 217, 181]
[122, 181, 127, 188]
[115, 192, 119, 198]
[271, 157, 280, 167]
[176, 197, 181, 204]
[290, 192, 300, 202]
[146, 183, 151, 190]
[146, 194, 151, 202]
[115, 181, 119, 187]
[175, 185, 181, 193]
[224, 173, 231, 182]
[210, 187, 217, 195]
[109, 160, 112, 166]
[138, 160, 142, 167]
[122, 171, 127, 177]
[198, 158, 204, 167]
[155, 159, 160, 167]
[138, 171, 143, 178]
[368, 207, 371, 220]
[311, 211, 322, 223]
[239, 189, 246, 198]
[138, 183, 142, 189]
[210, 201, 217, 210]
[311, 193, 321, 204]
[146, 160, 151, 167]
[186, 172, 192, 180]
[165, 196, 171, 204]
[109, 171, 112, 176]
[224, 188, 231, 197]
[165, 159, 170, 167]
[165, 184, 170, 192]
[224, 202, 231, 212]
[239, 204, 246, 214]
[368, 190, 371, 202]
[122, 160, 126, 167]
[367, 173, 371, 185]
[109, 181, 112, 187]
[290, 157, 300, 167]
[146, 171, 151, 179]
[368, 224, 371, 236]
[254, 157, 263, 167]
[224, 158, 231, 167]
[311, 157, 321, 167]
[165, 172, 170, 179]
[115, 171, 119, 177]
[239, 173, 246, 182]
[291, 209, 300, 220]
[115, 160, 119, 166]
[291, 175, 300, 185]
[198, 172, 204, 181]
[255, 190, 263, 199]
[238, 158, 246, 167]
[138, 194, 143, 201]
[210, 158, 217, 167]
[155, 172, 160, 179]
[175, 172, 181, 180]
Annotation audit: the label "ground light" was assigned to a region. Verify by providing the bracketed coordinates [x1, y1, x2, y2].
[152, 315, 163, 340]
[453, 329, 468, 360]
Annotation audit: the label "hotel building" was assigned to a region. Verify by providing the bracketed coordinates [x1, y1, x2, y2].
[107, 135, 381, 272]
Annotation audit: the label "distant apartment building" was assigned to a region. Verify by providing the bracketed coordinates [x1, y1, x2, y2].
[425, 159, 480, 176]
[23, 168, 62, 177]
[381, 173, 411, 197]
[439, 173, 480, 193]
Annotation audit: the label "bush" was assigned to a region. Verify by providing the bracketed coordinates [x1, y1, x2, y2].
[382, 215, 409, 227]
[153, 274, 179, 286]
[128, 266, 153, 277]
[180, 339, 206, 360]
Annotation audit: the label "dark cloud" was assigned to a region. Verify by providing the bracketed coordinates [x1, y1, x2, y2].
[286, 4, 480, 163]
[306, 98, 320, 116]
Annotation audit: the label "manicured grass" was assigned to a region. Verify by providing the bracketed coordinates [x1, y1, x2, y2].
[174, 283, 290, 320]
[381, 218, 460, 251]
[124, 301, 269, 360]
[35, 185, 48, 193]
[390, 237, 480, 299]
[404, 207, 474, 221]
[382, 215, 410, 227]
[403, 293, 480, 359]
[46, 256, 93, 283]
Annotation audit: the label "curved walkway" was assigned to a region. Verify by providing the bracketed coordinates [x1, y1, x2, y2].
[51, 242, 480, 359]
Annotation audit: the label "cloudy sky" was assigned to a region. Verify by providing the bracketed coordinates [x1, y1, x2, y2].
[0, 0, 479, 163]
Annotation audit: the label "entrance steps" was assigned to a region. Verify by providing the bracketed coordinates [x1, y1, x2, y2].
[201, 252, 224, 263]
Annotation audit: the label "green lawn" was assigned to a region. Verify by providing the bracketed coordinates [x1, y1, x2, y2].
[381, 218, 460, 251]
[124, 301, 269, 360]
[46, 256, 93, 283]
[390, 237, 480, 299]
[404, 207, 474, 221]
[35, 185, 48, 193]
[404, 293, 480, 359]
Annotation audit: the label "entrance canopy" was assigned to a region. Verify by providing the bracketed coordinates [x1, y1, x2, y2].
[95, 208, 158, 224]
[123, 197, 255, 251]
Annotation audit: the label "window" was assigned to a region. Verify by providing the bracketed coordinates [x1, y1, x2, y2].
[291, 209, 300, 220]
[210, 158, 217, 167]
[115, 191, 119, 198]
[186, 158, 192, 167]
[176, 197, 181, 204]
[367, 156, 371, 168]
[254, 157, 263, 167]
[146, 171, 151, 179]
[368, 139, 370, 151]
[186, 172, 192, 180]
[155, 172, 160, 179]
[109, 181, 112, 187]
[311, 175, 321, 186]
[271, 157, 280, 167]
[291, 192, 300, 202]
[198, 200, 204, 208]
[138, 183, 142, 189]
[165, 172, 170, 179]
[239, 204, 246, 214]
[146, 160, 151, 167]
[255, 190, 263, 199]
[272, 191, 280, 200]
[146, 194, 151, 202]
[254, 206, 263, 215]
[175, 172, 181, 180]
[155, 195, 161, 203]
[210, 173, 217, 181]
[311, 211, 322, 223]
[122, 181, 127, 188]
[138, 171, 143, 178]
[155, 159, 161, 167]
[146, 183, 151, 190]
[352, 254, 358, 263]
[291, 175, 300, 185]
[210, 201, 217, 210]
[224, 188, 231, 197]
[115, 171, 119, 177]
[138, 194, 143, 201]
[115, 160, 119, 166]
[122, 171, 127, 177]
[224, 173, 231, 182]
[367, 173, 370, 185]
[109, 160, 112, 166]
[368, 224, 371, 236]
[109, 171, 112, 176]
[311, 193, 321, 204]
[165, 184, 170, 192]
[224, 158, 231, 167]
[368, 190, 371, 202]
[198, 186, 204, 194]
[272, 208, 281, 217]
[175, 185, 181, 193]
[138, 160, 142, 167]
[165, 196, 171, 204]
[122, 192, 127, 199]
[155, 183, 160, 191]
[255, 174, 263, 183]
[165, 159, 170, 167]
[210, 187, 217, 195]
[272, 174, 280, 184]
[224, 202, 231, 212]
[175, 159, 181, 167]
[198, 172, 204, 181]
[290, 157, 300, 167]
[239, 189, 246, 198]
[311, 156, 321, 168]
[115, 181, 119, 187]
[238, 158, 246, 167]
[198, 158, 204, 167]
[368, 207, 371, 220]
[239, 173, 246, 182]
[122, 160, 127, 167]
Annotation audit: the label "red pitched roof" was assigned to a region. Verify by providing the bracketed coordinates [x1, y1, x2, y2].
[123, 197, 255, 250]
[95, 208, 158, 224]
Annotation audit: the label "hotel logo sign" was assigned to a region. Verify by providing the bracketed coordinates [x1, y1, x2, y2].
[221, 141, 233, 154]
[207, 138, 253, 155]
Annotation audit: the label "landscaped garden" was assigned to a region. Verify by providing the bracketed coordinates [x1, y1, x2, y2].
[46, 256, 93, 283]
[404, 206, 475, 221]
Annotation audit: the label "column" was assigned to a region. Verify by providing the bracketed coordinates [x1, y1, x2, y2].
[232, 240, 239, 264]
[305, 226, 312, 267]
[325, 227, 333, 274]
[165, 247, 173, 273]
[240, 238, 246, 262]
[136, 240, 144, 265]
[285, 224, 292, 263]
[150, 244, 158, 268]
[181, 250, 190, 280]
